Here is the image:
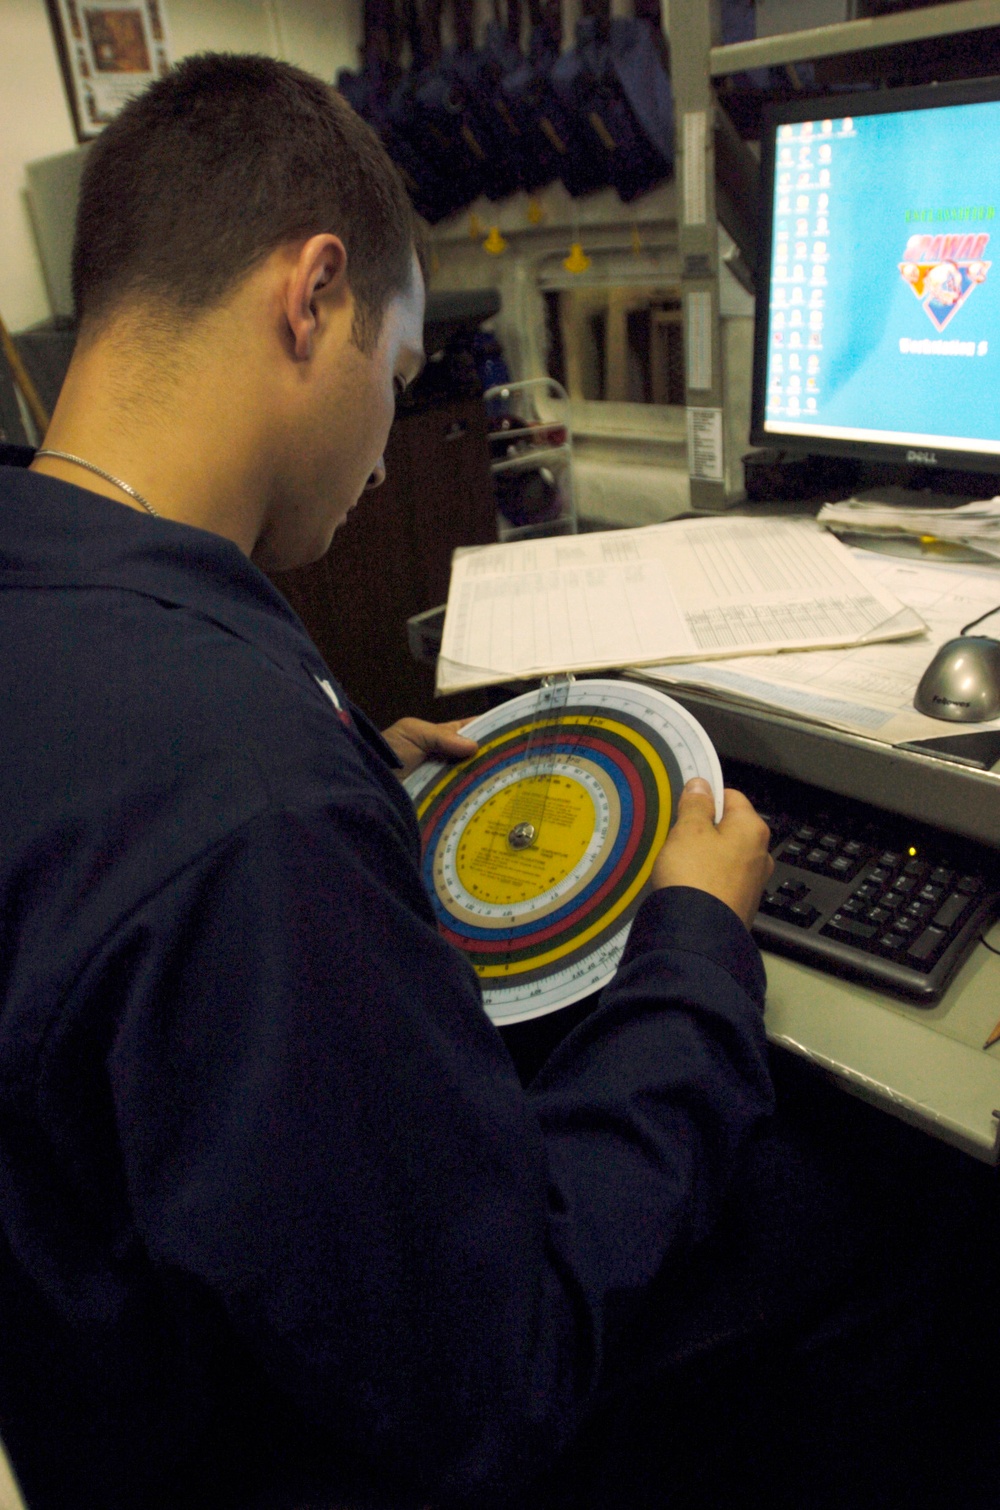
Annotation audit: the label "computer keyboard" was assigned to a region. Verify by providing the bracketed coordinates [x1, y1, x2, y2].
[727, 762, 1000, 1003]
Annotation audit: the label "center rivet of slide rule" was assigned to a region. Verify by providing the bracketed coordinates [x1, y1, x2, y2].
[508, 822, 536, 849]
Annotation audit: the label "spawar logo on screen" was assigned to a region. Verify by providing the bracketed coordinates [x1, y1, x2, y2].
[899, 233, 991, 331]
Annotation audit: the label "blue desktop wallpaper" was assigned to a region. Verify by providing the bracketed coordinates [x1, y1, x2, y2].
[764, 99, 1000, 451]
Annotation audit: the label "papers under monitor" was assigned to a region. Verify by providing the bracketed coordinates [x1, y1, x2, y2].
[437, 518, 924, 695]
[635, 548, 1000, 749]
[817, 495, 1000, 558]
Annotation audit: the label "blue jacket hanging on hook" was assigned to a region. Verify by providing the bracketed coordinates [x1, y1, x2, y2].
[611, 2, 675, 191]
[500, 0, 607, 199]
[382, 0, 485, 223]
[336, 1, 454, 223]
[410, 0, 526, 207]
[550, 0, 673, 204]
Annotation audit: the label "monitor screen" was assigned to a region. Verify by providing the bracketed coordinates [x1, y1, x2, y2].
[750, 80, 1000, 475]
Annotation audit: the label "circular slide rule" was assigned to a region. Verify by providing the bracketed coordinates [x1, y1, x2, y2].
[405, 679, 723, 1025]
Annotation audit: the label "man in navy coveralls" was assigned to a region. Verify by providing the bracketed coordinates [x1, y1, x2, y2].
[0, 51, 992, 1510]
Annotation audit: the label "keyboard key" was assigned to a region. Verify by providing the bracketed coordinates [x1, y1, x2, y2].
[843, 840, 866, 859]
[794, 825, 817, 842]
[854, 882, 881, 902]
[759, 812, 790, 846]
[824, 915, 877, 942]
[782, 840, 806, 862]
[902, 859, 926, 878]
[932, 893, 970, 931]
[829, 856, 856, 878]
[903, 901, 933, 922]
[878, 851, 903, 868]
[956, 875, 984, 895]
[918, 884, 945, 904]
[819, 833, 841, 851]
[878, 933, 908, 954]
[777, 880, 808, 902]
[906, 925, 948, 968]
[867, 906, 892, 925]
[868, 867, 891, 885]
[806, 848, 829, 867]
[786, 903, 819, 928]
[890, 876, 918, 895]
[930, 867, 955, 888]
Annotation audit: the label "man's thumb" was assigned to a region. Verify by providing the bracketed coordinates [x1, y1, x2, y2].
[676, 776, 716, 822]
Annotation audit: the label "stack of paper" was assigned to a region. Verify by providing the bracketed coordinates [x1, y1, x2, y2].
[437, 517, 925, 694]
[818, 495, 1000, 558]
[636, 547, 1000, 748]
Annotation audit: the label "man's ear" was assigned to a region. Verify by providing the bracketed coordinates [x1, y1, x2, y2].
[285, 233, 349, 361]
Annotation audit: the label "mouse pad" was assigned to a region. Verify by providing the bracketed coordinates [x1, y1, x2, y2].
[898, 729, 1000, 769]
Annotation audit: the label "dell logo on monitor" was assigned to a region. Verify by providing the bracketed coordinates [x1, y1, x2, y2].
[906, 449, 938, 465]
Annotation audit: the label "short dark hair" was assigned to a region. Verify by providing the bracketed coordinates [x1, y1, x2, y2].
[72, 53, 421, 351]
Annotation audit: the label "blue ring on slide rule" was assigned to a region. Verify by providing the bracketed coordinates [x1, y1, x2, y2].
[423, 740, 638, 943]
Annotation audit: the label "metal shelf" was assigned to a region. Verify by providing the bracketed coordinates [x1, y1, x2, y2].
[485, 378, 576, 541]
[490, 445, 570, 475]
[710, 0, 1000, 75]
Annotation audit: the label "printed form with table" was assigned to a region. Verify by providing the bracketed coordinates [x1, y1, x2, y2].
[437, 507, 1000, 1163]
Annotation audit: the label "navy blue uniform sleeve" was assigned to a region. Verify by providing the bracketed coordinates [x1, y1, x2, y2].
[109, 799, 772, 1503]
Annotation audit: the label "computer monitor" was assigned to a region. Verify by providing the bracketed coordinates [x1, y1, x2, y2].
[750, 78, 1000, 477]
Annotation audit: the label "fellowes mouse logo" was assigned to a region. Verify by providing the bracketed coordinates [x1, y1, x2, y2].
[932, 695, 971, 707]
[898, 231, 991, 330]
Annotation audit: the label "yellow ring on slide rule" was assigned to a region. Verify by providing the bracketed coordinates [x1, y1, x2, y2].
[453, 774, 596, 906]
[431, 716, 674, 978]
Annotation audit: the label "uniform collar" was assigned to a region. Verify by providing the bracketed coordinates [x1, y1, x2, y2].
[0, 465, 403, 768]
[1, 465, 324, 678]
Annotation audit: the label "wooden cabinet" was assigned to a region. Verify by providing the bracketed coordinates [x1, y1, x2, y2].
[269, 394, 497, 732]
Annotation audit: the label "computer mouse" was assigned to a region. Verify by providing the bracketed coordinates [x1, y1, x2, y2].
[913, 635, 1000, 722]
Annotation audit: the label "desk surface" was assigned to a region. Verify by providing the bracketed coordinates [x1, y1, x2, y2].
[762, 917, 1000, 1164]
[649, 664, 1000, 1162]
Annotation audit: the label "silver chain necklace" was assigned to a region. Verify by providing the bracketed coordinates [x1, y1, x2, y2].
[34, 449, 161, 519]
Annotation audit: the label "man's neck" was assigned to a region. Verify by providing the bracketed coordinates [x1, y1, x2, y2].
[32, 317, 273, 557]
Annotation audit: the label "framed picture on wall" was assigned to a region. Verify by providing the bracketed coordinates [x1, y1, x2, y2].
[47, 0, 172, 141]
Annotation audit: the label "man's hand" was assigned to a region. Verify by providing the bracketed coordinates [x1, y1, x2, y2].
[650, 778, 774, 930]
[382, 718, 479, 780]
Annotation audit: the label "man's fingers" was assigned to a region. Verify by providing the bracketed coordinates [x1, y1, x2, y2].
[388, 718, 477, 755]
[410, 722, 478, 766]
[430, 723, 478, 755]
[718, 787, 772, 844]
[719, 787, 759, 819]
